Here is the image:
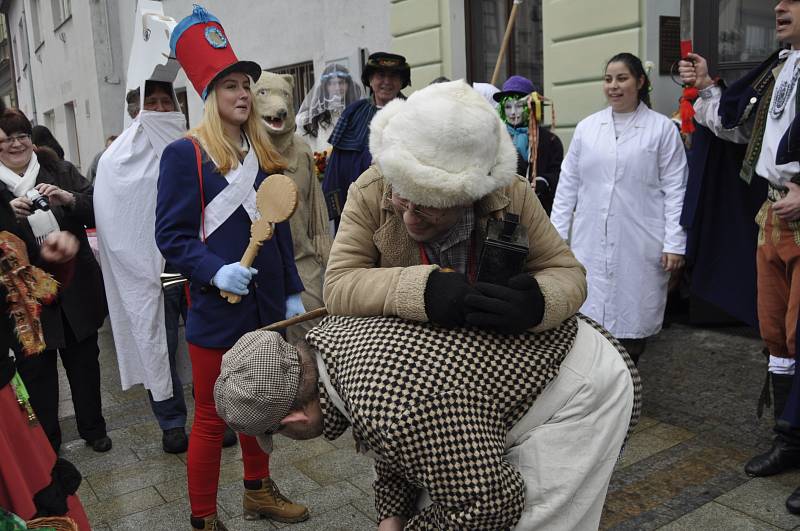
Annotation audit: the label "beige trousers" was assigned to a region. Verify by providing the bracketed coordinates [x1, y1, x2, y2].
[417, 319, 634, 530]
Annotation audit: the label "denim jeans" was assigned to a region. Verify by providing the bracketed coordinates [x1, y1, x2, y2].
[147, 283, 188, 431]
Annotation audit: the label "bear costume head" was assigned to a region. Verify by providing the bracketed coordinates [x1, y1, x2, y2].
[255, 72, 297, 150]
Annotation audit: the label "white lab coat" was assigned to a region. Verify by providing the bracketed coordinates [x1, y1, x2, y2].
[550, 102, 688, 338]
[94, 111, 187, 400]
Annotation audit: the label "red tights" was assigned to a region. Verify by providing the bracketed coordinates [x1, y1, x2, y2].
[187, 343, 269, 517]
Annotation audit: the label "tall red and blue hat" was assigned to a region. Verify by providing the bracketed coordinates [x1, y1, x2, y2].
[170, 5, 261, 100]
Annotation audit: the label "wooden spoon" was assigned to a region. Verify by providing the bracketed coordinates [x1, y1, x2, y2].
[220, 174, 298, 304]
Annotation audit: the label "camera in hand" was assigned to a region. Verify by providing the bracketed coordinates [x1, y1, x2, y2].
[476, 213, 529, 286]
[25, 189, 50, 212]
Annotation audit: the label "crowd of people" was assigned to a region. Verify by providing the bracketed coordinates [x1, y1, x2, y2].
[2, 2, 800, 530]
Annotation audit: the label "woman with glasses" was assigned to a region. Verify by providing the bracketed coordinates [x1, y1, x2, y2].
[0, 108, 110, 454]
[0, 172, 92, 529]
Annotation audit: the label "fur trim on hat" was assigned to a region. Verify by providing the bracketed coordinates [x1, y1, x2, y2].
[369, 79, 518, 208]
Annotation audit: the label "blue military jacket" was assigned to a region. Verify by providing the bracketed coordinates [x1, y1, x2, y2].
[156, 137, 303, 348]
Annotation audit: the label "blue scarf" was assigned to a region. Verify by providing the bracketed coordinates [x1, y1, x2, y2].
[506, 123, 529, 161]
[328, 98, 378, 152]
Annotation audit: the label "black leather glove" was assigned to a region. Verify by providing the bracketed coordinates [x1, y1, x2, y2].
[424, 270, 476, 327]
[464, 273, 545, 333]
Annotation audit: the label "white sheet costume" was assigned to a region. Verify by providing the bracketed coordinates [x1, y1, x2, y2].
[93, 1, 187, 400]
[94, 110, 186, 400]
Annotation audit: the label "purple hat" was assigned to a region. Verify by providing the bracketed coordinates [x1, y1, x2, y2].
[493, 75, 536, 101]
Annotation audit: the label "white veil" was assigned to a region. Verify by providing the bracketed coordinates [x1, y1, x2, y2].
[296, 64, 364, 139]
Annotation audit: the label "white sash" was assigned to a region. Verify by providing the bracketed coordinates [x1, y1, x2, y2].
[201, 140, 259, 239]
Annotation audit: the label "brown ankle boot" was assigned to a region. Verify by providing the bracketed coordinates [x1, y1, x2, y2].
[242, 478, 309, 523]
[189, 513, 228, 530]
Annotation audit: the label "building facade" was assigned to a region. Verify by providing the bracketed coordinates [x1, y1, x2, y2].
[0, 0, 391, 168]
[0, 0, 783, 163]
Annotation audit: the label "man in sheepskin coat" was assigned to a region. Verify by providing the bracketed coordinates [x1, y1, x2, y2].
[323, 80, 584, 335]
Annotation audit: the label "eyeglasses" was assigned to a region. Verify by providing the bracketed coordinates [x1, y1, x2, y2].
[390, 194, 442, 223]
[0, 133, 31, 147]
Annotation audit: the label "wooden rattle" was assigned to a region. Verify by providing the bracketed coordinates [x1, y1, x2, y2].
[219, 174, 298, 304]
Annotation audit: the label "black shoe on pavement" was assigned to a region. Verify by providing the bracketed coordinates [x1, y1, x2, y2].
[745, 438, 800, 477]
[787, 486, 800, 514]
[162, 427, 188, 454]
[222, 426, 237, 448]
[87, 435, 112, 453]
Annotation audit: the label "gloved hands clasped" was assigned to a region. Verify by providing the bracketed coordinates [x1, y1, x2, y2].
[424, 270, 546, 333]
[211, 263, 258, 295]
[464, 273, 545, 334]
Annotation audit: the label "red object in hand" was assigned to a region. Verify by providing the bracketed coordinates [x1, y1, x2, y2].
[680, 86, 699, 134]
[678, 38, 697, 134]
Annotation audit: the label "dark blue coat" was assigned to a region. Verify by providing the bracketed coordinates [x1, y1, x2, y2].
[155, 138, 303, 349]
[681, 124, 766, 328]
[716, 50, 800, 166]
[323, 98, 379, 231]
[781, 313, 800, 428]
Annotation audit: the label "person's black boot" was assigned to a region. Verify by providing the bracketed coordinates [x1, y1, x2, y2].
[773, 373, 794, 419]
[87, 435, 112, 453]
[745, 436, 800, 477]
[786, 486, 800, 514]
[162, 427, 188, 454]
[222, 425, 237, 448]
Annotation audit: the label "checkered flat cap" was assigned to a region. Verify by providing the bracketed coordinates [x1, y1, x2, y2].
[214, 331, 300, 452]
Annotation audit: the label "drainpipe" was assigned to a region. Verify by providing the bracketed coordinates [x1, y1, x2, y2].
[101, 0, 119, 84]
[21, 6, 37, 123]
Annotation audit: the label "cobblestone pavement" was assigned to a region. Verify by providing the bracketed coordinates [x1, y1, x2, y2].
[53, 319, 800, 530]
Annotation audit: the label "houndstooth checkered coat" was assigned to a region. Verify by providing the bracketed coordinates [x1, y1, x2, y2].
[305, 313, 641, 530]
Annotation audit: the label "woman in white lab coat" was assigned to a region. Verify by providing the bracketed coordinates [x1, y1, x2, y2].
[550, 52, 688, 364]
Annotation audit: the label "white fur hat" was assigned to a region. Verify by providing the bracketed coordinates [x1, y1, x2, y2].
[369, 79, 518, 208]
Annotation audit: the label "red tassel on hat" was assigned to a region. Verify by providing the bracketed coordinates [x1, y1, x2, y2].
[679, 86, 699, 134]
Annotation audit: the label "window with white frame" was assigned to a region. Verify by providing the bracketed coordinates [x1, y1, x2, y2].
[51, 0, 71, 29]
[269, 60, 315, 112]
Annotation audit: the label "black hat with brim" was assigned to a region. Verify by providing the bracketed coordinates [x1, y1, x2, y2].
[362, 52, 411, 89]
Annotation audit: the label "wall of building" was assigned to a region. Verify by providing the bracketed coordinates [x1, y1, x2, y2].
[118, 1, 392, 128]
[542, 0, 643, 146]
[644, 0, 681, 121]
[4, 0, 125, 170]
[542, 0, 681, 146]
[1, 0, 392, 165]
[388, 0, 467, 91]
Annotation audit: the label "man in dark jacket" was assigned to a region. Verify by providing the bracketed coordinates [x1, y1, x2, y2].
[679, 0, 800, 513]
